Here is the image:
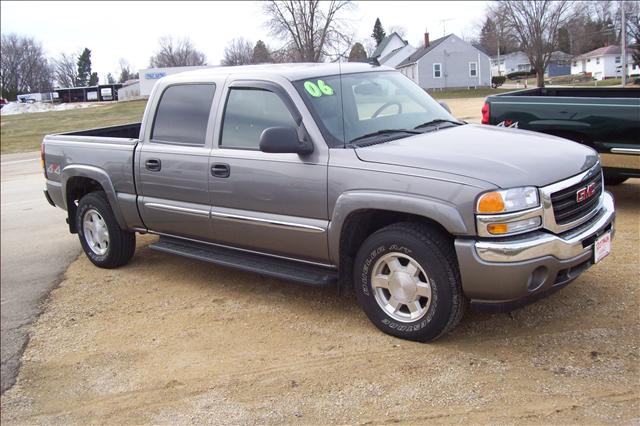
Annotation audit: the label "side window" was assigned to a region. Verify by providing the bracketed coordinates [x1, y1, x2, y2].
[151, 84, 215, 146]
[433, 63, 442, 78]
[469, 62, 477, 77]
[220, 88, 296, 150]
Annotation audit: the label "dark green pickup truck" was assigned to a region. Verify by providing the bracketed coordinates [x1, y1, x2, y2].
[482, 87, 640, 185]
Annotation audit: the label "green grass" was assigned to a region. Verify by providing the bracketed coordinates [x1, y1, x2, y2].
[0, 99, 148, 155]
[427, 88, 515, 99]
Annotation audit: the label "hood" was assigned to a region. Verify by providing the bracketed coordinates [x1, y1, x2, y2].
[354, 124, 599, 188]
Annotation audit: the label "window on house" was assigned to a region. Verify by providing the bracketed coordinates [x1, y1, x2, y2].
[433, 63, 442, 78]
[573, 61, 577, 67]
[469, 62, 478, 77]
[517, 63, 530, 71]
[587, 59, 591, 63]
[615, 56, 621, 64]
[596, 57, 600, 65]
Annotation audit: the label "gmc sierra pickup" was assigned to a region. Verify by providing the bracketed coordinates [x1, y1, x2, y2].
[42, 63, 615, 342]
[482, 87, 640, 185]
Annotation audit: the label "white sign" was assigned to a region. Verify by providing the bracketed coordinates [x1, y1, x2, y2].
[594, 231, 611, 263]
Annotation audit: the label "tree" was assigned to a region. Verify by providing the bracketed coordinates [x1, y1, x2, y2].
[557, 26, 571, 53]
[500, 1, 575, 87]
[149, 36, 207, 67]
[118, 59, 134, 83]
[53, 52, 78, 88]
[389, 25, 407, 39]
[348, 42, 367, 62]
[0, 33, 53, 100]
[253, 40, 273, 63]
[76, 48, 93, 87]
[372, 17, 386, 46]
[106, 73, 116, 84]
[221, 38, 254, 66]
[264, 0, 354, 62]
[88, 72, 99, 86]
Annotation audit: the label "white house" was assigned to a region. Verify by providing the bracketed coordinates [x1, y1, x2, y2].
[371, 32, 416, 68]
[396, 33, 491, 89]
[491, 51, 571, 77]
[571, 45, 638, 80]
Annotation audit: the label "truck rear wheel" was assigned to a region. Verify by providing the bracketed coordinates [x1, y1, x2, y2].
[76, 191, 135, 268]
[353, 222, 465, 342]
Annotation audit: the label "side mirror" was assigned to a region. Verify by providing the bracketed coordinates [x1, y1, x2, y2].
[259, 126, 313, 155]
[438, 101, 451, 114]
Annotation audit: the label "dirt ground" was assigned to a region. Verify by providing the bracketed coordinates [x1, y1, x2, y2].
[440, 97, 485, 123]
[1, 180, 638, 425]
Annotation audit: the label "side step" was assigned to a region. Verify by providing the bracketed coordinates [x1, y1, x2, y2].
[149, 236, 337, 287]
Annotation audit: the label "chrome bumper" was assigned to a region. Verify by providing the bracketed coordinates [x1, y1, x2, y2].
[475, 191, 615, 263]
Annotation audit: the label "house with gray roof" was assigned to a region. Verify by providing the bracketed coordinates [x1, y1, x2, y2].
[371, 32, 416, 68]
[570, 45, 639, 80]
[396, 33, 491, 89]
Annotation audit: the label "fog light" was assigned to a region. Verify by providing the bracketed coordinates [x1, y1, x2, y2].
[487, 217, 542, 235]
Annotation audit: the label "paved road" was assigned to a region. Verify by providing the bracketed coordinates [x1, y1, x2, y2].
[0, 152, 80, 393]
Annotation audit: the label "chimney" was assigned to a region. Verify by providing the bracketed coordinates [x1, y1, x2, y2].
[424, 30, 430, 47]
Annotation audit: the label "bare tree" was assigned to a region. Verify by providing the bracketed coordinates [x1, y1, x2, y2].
[221, 38, 254, 66]
[52, 52, 78, 88]
[499, 1, 575, 87]
[388, 25, 407, 38]
[149, 36, 207, 68]
[264, 0, 354, 62]
[1, 33, 53, 100]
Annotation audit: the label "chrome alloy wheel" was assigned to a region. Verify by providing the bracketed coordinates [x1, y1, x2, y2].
[82, 208, 109, 256]
[371, 252, 432, 322]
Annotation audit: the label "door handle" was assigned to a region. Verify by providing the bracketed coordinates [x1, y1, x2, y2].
[211, 163, 230, 178]
[145, 159, 161, 171]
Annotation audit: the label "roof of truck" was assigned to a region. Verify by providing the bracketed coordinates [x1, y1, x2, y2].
[163, 62, 394, 83]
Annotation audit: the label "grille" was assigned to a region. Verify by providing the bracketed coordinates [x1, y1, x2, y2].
[551, 170, 602, 225]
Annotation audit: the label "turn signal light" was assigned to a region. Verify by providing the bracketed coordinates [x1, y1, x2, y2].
[477, 192, 505, 213]
[487, 223, 508, 234]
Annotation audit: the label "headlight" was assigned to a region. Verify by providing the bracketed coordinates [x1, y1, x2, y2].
[476, 186, 542, 237]
[476, 186, 539, 214]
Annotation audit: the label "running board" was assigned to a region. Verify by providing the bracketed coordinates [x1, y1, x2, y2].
[149, 236, 337, 287]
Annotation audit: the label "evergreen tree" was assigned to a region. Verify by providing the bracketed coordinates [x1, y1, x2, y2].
[76, 48, 92, 86]
[372, 18, 386, 46]
[88, 72, 99, 86]
[348, 43, 367, 62]
[557, 27, 571, 53]
[106, 73, 116, 84]
[252, 40, 273, 63]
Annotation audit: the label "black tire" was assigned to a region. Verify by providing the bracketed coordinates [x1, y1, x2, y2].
[76, 191, 135, 268]
[353, 222, 465, 342]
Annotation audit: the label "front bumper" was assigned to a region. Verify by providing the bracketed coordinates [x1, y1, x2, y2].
[454, 191, 615, 310]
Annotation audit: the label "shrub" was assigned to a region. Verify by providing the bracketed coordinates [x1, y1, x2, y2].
[491, 76, 507, 88]
[506, 70, 536, 80]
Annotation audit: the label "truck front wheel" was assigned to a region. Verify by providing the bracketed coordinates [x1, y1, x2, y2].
[76, 191, 135, 268]
[353, 222, 465, 342]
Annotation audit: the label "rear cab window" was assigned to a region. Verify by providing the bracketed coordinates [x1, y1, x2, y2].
[151, 84, 216, 146]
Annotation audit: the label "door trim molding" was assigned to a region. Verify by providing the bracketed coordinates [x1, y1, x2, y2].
[210, 210, 326, 233]
[145, 202, 210, 217]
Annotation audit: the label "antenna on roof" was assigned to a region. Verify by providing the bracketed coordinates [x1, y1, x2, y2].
[439, 18, 453, 37]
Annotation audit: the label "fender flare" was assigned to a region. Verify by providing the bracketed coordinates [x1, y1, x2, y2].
[327, 190, 469, 264]
[61, 164, 128, 229]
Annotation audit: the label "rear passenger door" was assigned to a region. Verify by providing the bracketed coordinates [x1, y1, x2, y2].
[137, 83, 218, 240]
[209, 80, 330, 263]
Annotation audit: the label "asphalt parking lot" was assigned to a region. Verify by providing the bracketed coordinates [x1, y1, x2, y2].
[1, 179, 638, 425]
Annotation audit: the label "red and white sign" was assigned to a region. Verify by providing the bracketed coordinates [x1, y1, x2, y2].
[594, 231, 611, 263]
[576, 182, 596, 203]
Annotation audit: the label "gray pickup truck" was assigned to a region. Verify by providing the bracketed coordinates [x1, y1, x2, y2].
[42, 63, 615, 342]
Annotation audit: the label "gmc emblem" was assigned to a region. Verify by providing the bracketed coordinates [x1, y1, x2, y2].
[576, 182, 596, 203]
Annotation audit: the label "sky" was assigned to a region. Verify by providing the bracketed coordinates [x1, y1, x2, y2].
[1, 1, 488, 82]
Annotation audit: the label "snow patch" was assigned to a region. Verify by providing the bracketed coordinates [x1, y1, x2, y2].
[1, 102, 102, 116]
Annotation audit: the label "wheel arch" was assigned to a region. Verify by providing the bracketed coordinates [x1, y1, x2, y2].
[61, 165, 127, 233]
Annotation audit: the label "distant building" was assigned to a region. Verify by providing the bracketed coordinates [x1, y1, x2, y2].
[371, 32, 416, 68]
[53, 84, 122, 103]
[490, 51, 571, 77]
[118, 79, 141, 101]
[396, 33, 491, 89]
[571, 45, 639, 80]
[139, 65, 214, 97]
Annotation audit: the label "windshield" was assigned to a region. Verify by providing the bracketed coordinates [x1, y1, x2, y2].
[294, 71, 459, 147]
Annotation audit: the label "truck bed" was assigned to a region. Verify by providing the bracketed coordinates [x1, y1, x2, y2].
[494, 87, 640, 98]
[58, 122, 141, 139]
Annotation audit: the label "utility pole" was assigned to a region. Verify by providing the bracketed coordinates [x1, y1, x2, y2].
[621, 1, 627, 86]
[497, 34, 501, 76]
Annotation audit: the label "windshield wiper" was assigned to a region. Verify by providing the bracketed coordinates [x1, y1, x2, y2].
[413, 118, 463, 130]
[348, 129, 421, 145]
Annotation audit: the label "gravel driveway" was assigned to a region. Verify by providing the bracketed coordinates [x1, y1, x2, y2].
[1, 180, 638, 425]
